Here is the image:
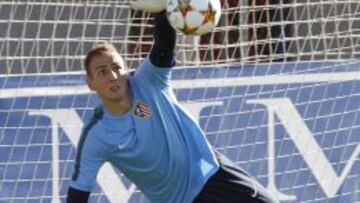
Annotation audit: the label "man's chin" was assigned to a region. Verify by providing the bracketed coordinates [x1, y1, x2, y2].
[99, 93, 123, 102]
[109, 94, 126, 101]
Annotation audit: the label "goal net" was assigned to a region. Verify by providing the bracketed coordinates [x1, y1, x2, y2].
[0, 0, 359, 202]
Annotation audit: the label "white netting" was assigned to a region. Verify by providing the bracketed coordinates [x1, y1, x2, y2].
[1, 0, 359, 74]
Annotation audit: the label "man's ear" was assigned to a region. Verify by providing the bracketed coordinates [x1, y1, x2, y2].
[87, 77, 95, 91]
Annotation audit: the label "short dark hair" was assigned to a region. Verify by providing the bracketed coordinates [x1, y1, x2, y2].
[84, 42, 119, 77]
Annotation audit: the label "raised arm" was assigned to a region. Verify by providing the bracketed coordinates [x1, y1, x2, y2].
[149, 11, 177, 68]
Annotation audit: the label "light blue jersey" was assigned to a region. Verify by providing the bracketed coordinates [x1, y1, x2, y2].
[71, 58, 219, 203]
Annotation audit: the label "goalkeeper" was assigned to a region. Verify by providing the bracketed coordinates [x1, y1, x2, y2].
[66, 1, 278, 203]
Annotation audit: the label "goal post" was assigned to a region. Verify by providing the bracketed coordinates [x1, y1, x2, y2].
[1, 1, 360, 203]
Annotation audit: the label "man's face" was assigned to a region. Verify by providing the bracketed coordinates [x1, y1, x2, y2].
[87, 51, 129, 103]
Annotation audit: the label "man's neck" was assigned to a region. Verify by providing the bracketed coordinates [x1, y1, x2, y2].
[102, 93, 131, 116]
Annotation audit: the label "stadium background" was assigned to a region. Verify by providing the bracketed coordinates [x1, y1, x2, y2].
[0, 1, 360, 202]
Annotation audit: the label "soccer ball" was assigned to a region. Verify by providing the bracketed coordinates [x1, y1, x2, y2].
[166, 0, 221, 35]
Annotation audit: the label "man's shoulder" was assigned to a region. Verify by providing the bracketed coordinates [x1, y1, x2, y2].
[93, 105, 104, 119]
[81, 105, 104, 137]
[134, 57, 173, 75]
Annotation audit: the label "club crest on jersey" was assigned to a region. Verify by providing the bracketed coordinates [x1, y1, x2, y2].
[132, 101, 152, 119]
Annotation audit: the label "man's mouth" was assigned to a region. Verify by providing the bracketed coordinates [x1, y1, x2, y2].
[110, 85, 120, 92]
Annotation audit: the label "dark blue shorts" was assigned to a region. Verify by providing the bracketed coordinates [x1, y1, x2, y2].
[193, 152, 279, 203]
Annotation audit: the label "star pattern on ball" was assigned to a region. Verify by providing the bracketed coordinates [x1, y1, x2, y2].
[176, 0, 193, 17]
[167, 0, 220, 35]
[201, 2, 217, 24]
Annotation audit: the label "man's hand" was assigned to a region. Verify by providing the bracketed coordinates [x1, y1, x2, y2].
[129, 0, 168, 13]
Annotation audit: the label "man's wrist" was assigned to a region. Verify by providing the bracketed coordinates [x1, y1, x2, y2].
[153, 10, 169, 24]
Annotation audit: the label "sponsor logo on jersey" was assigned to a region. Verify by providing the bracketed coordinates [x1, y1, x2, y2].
[132, 101, 152, 119]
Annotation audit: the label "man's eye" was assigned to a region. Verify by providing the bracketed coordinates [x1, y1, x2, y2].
[113, 66, 121, 71]
[98, 69, 107, 75]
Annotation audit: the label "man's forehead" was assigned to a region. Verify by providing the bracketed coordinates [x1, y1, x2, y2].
[92, 52, 124, 66]
[111, 53, 124, 63]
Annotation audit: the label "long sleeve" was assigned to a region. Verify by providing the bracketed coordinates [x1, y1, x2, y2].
[149, 11, 177, 68]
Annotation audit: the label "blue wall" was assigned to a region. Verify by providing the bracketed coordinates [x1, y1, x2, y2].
[1, 62, 360, 202]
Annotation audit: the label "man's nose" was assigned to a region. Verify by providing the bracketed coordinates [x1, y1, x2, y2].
[109, 70, 119, 80]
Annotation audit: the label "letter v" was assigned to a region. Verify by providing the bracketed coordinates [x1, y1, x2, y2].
[247, 98, 360, 198]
